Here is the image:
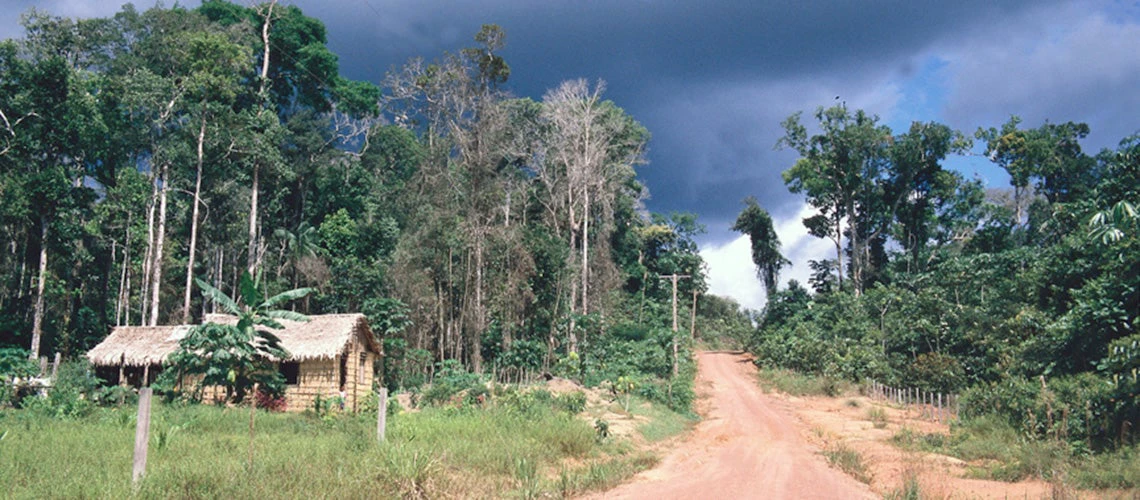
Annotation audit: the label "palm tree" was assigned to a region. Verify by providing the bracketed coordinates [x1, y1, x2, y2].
[274, 222, 320, 287]
[732, 197, 790, 298]
[164, 270, 313, 403]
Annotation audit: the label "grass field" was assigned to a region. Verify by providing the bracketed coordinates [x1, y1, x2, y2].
[0, 393, 688, 499]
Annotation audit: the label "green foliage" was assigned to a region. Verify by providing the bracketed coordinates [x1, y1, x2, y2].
[160, 272, 311, 404]
[419, 359, 484, 407]
[732, 196, 788, 296]
[18, 361, 101, 418]
[960, 373, 1121, 448]
[0, 349, 39, 406]
[363, 298, 418, 392]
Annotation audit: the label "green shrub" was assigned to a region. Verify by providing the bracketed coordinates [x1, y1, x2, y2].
[866, 407, 888, 428]
[960, 373, 1117, 448]
[358, 391, 402, 416]
[20, 361, 103, 418]
[420, 360, 484, 407]
[0, 348, 37, 380]
[554, 391, 587, 414]
[907, 352, 966, 394]
[0, 348, 39, 408]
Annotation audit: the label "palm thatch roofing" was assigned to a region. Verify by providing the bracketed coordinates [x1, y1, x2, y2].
[86, 313, 381, 367]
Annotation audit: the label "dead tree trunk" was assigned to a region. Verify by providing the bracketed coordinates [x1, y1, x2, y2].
[140, 178, 158, 323]
[28, 218, 48, 360]
[182, 117, 207, 323]
[149, 163, 169, 327]
[247, 0, 276, 275]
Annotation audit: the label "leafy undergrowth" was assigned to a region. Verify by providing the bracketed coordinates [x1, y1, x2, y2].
[890, 416, 1140, 490]
[0, 387, 692, 498]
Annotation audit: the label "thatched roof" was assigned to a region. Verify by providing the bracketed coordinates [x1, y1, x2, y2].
[86, 325, 194, 367]
[87, 313, 381, 367]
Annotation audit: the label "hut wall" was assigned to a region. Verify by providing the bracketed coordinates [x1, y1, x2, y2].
[284, 358, 338, 412]
[343, 332, 376, 412]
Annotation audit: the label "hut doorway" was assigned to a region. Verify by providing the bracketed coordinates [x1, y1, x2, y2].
[338, 354, 347, 391]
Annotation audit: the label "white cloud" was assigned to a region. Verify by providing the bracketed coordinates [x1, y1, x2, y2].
[701, 233, 765, 311]
[700, 202, 834, 312]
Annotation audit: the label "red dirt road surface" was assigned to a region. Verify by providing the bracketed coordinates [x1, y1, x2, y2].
[587, 351, 876, 499]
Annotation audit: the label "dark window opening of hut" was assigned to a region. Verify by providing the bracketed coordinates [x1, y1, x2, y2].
[338, 355, 347, 390]
[280, 362, 300, 385]
[95, 365, 120, 386]
[358, 352, 367, 384]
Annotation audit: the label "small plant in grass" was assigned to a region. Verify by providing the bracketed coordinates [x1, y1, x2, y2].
[823, 442, 872, 484]
[867, 406, 888, 428]
[514, 456, 542, 499]
[883, 466, 923, 500]
[615, 376, 637, 412]
[154, 423, 184, 451]
[382, 444, 439, 499]
[594, 419, 610, 442]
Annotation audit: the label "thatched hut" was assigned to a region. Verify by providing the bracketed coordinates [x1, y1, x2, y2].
[86, 313, 382, 412]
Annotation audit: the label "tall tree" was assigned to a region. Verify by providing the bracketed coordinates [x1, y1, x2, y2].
[888, 121, 971, 270]
[780, 105, 891, 295]
[732, 197, 788, 298]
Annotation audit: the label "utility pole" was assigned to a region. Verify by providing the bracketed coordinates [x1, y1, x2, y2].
[690, 287, 698, 341]
[659, 274, 690, 376]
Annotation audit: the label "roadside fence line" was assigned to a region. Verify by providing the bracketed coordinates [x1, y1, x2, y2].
[866, 379, 959, 424]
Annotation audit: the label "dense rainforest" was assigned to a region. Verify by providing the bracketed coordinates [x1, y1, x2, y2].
[3, 0, 1136, 464]
[0, 2, 748, 409]
[740, 105, 1140, 451]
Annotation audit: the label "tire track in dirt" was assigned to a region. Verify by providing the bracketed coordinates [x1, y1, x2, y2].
[585, 351, 875, 499]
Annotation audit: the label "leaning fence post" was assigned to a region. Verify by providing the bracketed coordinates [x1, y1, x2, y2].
[133, 387, 153, 486]
[377, 387, 388, 443]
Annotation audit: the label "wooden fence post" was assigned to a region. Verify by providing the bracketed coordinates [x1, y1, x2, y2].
[248, 382, 258, 471]
[133, 388, 153, 486]
[377, 388, 388, 443]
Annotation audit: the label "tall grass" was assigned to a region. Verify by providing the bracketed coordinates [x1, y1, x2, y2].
[889, 415, 1140, 489]
[755, 367, 851, 397]
[822, 442, 872, 484]
[0, 402, 606, 498]
[630, 398, 698, 443]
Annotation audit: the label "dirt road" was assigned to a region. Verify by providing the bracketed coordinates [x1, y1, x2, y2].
[589, 351, 875, 499]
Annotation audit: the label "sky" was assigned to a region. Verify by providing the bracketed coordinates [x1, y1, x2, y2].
[3, 0, 1140, 311]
